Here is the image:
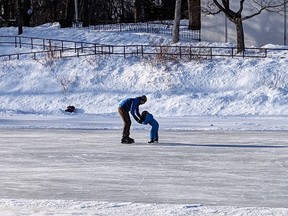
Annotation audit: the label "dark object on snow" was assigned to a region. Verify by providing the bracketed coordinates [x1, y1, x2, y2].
[65, 106, 75, 113]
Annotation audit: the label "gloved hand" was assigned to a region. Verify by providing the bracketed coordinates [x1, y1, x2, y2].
[137, 119, 143, 124]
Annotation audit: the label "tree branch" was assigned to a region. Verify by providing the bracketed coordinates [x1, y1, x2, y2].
[242, 0, 286, 21]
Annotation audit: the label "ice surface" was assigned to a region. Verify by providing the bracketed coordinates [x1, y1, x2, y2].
[0, 115, 288, 215]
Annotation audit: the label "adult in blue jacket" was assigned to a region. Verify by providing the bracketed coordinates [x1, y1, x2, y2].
[118, 95, 147, 144]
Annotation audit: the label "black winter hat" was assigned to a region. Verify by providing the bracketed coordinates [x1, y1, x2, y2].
[140, 95, 147, 102]
[142, 110, 148, 116]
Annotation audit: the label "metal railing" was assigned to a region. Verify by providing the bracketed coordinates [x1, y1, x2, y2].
[0, 36, 287, 61]
[87, 22, 201, 41]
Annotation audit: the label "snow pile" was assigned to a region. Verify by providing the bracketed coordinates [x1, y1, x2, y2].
[1, 199, 288, 216]
[1, 24, 288, 116]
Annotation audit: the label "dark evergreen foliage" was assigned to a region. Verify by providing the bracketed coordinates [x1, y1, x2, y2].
[0, 0, 193, 26]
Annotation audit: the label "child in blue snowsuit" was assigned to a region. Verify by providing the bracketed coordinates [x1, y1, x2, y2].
[141, 110, 159, 143]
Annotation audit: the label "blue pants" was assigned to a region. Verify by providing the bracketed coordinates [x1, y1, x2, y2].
[150, 121, 159, 140]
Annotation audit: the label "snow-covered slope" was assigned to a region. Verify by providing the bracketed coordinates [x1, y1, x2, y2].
[1, 24, 288, 116]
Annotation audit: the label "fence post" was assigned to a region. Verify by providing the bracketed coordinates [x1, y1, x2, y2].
[14, 36, 17, 47]
[124, 46, 126, 58]
[49, 39, 52, 51]
[210, 47, 213, 59]
[31, 38, 33, 49]
[110, 45, 113, 55]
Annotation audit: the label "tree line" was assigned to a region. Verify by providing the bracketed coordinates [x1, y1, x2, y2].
[0, 0, 287, 53]
[0, 0, 200, 28]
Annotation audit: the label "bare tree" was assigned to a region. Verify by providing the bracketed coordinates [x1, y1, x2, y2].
[79, 0, 89, 26]
[187, 0, 201, 30]
[203, 0, 286, 53]
[22, 0, 32, 26]
[64, 0, 74, 21]
[173, 0, 182, 43]
[134, 0, 142, 22]
[51, 0, 58, 22]
[16, 0, 23, 34]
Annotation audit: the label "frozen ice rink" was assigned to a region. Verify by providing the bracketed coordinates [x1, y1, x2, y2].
[1, 115, 288, 210]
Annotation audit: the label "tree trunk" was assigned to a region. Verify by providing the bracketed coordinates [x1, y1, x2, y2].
[16, 0, 23, 34]
[65, 0, 74, 21]
[50, 0, 58, 22]
[22, 0, 32, 27]
[173, 0, 182, 43]
[134, 0, 142, 22]
[234, 18, 245, 53]
[121, 0, 125, 22]
[81, 0, 89, 27]
[187, 0, 201, 30]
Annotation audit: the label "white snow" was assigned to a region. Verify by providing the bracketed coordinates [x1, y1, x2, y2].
[0, 23, 288, 215]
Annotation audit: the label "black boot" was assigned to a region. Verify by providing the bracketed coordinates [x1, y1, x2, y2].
[121, 136, 134, 144]
[148, 139, 158, 144]
[127, 137, 135, 143]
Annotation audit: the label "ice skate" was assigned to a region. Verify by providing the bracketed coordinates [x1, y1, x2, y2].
[148, 139, 158, 143]
[121, 136, 135, 144]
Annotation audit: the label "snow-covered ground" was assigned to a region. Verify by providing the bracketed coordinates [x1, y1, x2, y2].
[0, 24, 288, 215]
[1, 23, 288, 116]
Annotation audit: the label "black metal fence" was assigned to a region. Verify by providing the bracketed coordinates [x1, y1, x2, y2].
[0, 36, 287, 61]
[87, 22, 201, 42]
